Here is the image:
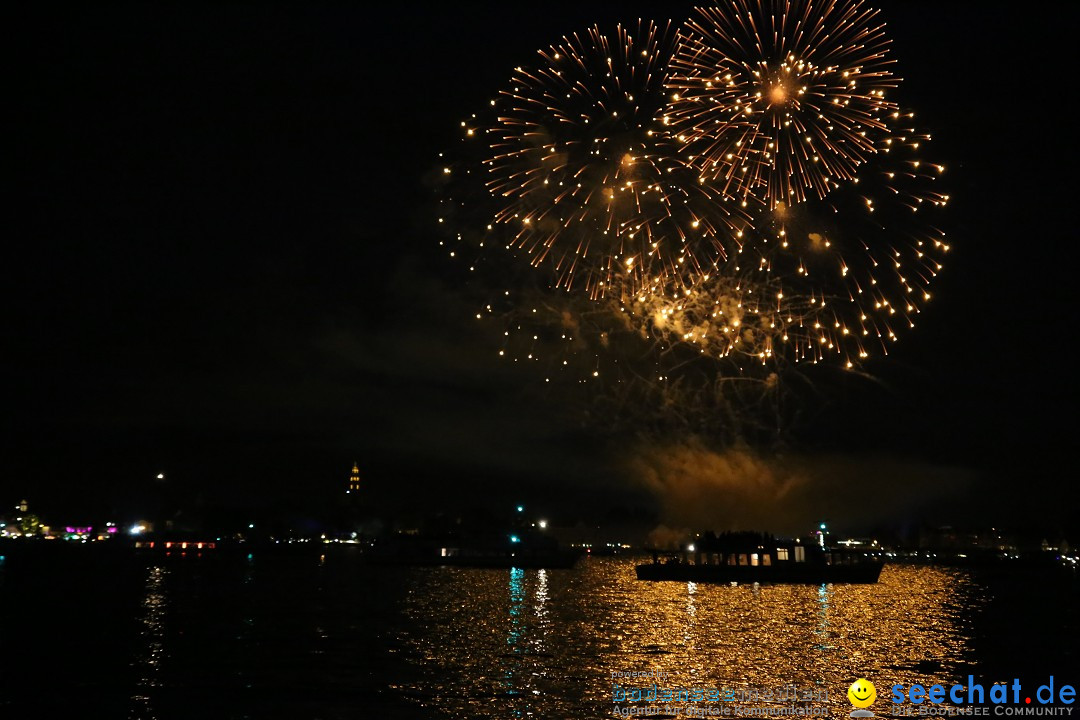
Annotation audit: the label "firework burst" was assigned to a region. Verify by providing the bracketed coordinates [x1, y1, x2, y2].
[621, 115, 949, 367]
[666, 0, 897, 209]
[478, 21, 751, 297]
[436, 2, 951, 443]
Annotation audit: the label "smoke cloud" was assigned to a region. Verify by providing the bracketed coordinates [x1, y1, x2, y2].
[629, 439, 973, 537]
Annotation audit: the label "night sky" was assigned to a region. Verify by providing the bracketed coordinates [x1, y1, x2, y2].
[8, 3, 1078, 533]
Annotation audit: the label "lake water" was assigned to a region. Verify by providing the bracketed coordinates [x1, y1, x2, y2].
[0, 548, 1075, 718]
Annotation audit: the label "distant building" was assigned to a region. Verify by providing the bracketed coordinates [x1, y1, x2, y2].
[347, 462, 361, 494]
[919, 525, 1017, 552]
[2, 500, 43, 538]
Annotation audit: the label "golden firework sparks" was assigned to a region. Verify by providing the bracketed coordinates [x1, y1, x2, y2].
[666, 0, 898, 209]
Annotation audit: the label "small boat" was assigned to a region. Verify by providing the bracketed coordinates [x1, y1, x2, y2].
[636, 532, 883, 584]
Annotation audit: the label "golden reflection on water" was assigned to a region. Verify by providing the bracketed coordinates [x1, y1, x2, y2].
[130, 565, 168, 720]
[400, 559, 984, 718]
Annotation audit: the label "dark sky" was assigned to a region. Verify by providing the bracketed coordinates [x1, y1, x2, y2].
[7, 3, 1078, 530]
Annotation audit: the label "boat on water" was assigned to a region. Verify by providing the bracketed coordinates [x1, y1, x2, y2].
[636, 531, 884, 584]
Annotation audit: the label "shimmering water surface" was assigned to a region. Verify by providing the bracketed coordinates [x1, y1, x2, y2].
[0, 549, 1075, 718]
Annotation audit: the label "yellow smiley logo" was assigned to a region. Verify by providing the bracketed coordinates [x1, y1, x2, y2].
[848, 679, 877, 708]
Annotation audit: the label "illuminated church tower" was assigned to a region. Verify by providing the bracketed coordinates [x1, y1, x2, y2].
[347, 462, 361, 494]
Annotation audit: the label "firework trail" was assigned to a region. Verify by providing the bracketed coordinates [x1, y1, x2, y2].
[459, 264, 795, 444]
